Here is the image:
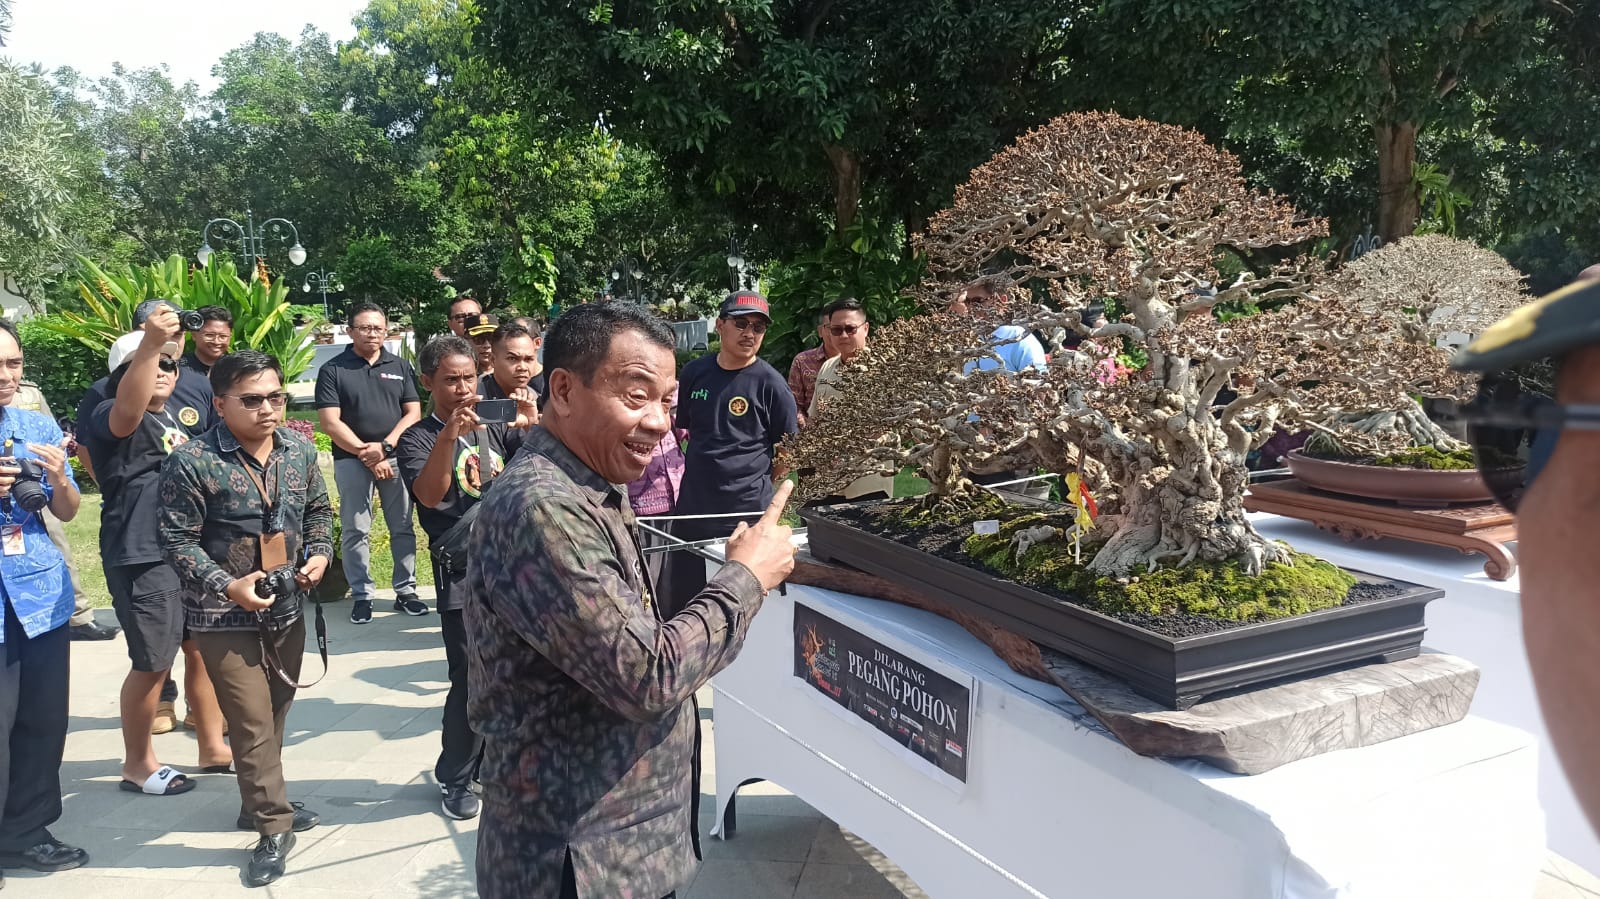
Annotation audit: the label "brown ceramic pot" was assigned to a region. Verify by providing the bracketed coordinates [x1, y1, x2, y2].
[1284, 450, 1513, 504]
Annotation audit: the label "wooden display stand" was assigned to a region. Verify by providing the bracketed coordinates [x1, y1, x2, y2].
[1245, 478, 1518, 580]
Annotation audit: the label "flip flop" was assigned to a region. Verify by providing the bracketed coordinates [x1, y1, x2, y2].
[119, 765, 196, 796]
[201, 764, 236, 775]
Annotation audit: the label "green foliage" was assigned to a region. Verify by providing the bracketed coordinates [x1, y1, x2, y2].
[1413, 163, 1472, 237]
[1373, 446, 1478, 471]
[964, 515, 1354, 623]
[764, 214, 924, 370]
[15, 315, 101, 415]
[44, 254, 323, 379]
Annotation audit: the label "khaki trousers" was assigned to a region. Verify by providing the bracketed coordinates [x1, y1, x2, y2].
[39, 511, 93, 627]
[193, 618, 303, 836]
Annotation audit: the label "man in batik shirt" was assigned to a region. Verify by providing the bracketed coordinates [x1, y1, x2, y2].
[465, 303, 796, 899]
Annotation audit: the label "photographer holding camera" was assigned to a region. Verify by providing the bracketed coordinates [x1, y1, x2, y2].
[0, 318, 88, 884]
[160, 349, 333, 888]
[79, 310, 232, 797]
[395, 336, 525, 821]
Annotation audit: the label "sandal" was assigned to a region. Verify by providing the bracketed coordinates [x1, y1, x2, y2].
[119, 765, 196, 796]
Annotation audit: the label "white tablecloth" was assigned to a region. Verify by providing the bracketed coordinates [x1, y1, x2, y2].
[710, 576, 1546, 899]
[1250, 513, 1597, 872]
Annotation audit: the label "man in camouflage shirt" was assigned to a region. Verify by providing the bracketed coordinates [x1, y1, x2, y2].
[466, 303, 796, 899]
[159, 350, 334, 887]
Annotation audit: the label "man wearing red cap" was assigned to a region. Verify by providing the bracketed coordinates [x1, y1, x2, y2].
[667, 291, 797, 613]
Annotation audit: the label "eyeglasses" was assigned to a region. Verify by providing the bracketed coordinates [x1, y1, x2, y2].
[350, 325, 387, 335]
[226, 392, 291, 410]
[827, 323, 864, 338]
[724, 316, 769, 334]
[449, 312, 480, 322]
[1431, 372, 1600, 512]
[157, 357, 178, 373]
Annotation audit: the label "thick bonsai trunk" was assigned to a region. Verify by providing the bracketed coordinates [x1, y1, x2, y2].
[1375, 120, 1420, 244]
[1088, 462, 1289, 578]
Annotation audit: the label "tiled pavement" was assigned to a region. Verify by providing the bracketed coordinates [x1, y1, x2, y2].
[7, 590, 927, 898]
[9, 590, 1599, 898]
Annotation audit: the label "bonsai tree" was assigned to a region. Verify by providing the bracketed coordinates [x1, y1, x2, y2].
[790, 112, 1497, 583]
[1302, 234, 1529, 459]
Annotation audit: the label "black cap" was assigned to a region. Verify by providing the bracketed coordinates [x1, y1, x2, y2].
[719, 291, 771, 319]
[1453, 279, 1600, 373]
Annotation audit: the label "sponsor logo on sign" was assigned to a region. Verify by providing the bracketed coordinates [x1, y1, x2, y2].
[728, 396, 749, 416]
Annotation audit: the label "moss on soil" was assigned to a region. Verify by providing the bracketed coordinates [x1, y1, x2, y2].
[961, 513, 1355, 623]
[1371, 446, 1477, 470]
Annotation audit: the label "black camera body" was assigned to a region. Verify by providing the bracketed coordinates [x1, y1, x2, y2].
[0, 457, 49, 513]
[254, 565, 299, 602]
[176, 309, 205, 332]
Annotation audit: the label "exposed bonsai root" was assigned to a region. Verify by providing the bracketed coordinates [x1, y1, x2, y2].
[1309, 399, 1465, 457]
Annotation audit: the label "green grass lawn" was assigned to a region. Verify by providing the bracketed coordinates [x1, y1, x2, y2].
[66, 454, 431, 608]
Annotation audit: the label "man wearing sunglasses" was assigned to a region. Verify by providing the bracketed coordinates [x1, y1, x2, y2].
[669, 292, 798, 615]
[1451, 272, 1600, 836]
[74, 298, 217, 735]
[806, 298, 893, 501]
[160, 350, 332, 886]
[79, 310, 231, 799]
[446, 296, 483, 339]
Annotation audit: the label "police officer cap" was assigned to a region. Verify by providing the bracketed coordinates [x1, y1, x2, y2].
[1453, 277, 1600, 373]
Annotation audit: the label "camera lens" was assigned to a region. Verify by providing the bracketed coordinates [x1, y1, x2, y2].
[178, 309, 206, 332]
[10, 479, 47, 514]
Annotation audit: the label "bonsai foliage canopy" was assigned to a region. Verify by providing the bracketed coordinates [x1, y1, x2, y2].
[789, 112, 1496, 580]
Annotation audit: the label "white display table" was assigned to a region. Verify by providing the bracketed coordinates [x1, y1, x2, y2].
[1250, 513, 1597, 873]
[709, 574, 1546, 899]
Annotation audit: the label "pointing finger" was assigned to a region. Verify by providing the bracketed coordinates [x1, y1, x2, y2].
[761, 480, 794, 526]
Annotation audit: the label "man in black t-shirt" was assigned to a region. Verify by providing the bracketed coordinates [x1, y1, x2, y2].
[667, 291, 798, 614]
[79, 311, 230, 797]
[395, 336, 523, 822]
[316, 303, 423, 622]
[478, 321, 544, 427]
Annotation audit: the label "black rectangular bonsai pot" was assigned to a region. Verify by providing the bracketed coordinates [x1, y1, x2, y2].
[801, 505, 1444, 710]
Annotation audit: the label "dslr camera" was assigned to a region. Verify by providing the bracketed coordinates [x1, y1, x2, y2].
[135, 299, 204, 332]
[176, 308, 205, 332]
[0, 457, 49, 513]
[253, 565, 303, 627]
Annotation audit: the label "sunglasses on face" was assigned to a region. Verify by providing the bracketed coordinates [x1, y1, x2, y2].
[449, 312, 479, 322]
[828, 323, 864, 338]
[724, 317, 769, 334]
[1431, 372, 1600, 512]
[227, 392, 291, 410]
[157, 357, 178, 373]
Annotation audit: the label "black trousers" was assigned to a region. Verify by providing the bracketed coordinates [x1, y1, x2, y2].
[0, 602, 69, 852]
[662, 516, 756, 618]
[434, 568, 482, 789]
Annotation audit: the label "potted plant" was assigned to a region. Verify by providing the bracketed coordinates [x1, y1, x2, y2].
[1283, 234, 1532, 502]
[783, 112, 1450, 709]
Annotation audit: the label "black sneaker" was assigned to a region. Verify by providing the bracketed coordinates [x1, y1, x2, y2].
[441, 784, 480, 820]
[349, 599, 373, 624]
[393, 594, 430, 616]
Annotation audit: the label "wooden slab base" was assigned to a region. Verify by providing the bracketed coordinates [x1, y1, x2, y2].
[1245, 477, 1518, 580]
[1041, 649, 1480, 775]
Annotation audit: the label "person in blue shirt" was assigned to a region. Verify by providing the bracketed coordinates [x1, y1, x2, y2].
[951, 274, 1048, 374]
[0, 317, 88, 883]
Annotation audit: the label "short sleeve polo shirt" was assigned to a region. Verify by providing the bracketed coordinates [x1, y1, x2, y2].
[314, 346, 420, 460]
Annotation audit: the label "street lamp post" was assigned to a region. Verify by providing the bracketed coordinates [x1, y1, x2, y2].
[725, 236, 746, 292]
[301, 268, 343, 319]
[609, 258, 645, 302]
[197, 208, 307, 272]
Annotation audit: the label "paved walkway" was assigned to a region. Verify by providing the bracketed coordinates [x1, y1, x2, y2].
[9, 591, 926, 898]
[10, 591, 1599, 898]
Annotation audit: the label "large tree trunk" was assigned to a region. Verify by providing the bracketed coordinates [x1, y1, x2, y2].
[1375, 120, 1420, 244]
[824, 143, 861, 236]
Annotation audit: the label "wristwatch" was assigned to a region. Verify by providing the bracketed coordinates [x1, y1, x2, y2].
[381, 440, 395, 457]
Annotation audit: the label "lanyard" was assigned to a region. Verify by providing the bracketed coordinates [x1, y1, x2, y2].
[233, 448, 284, 532]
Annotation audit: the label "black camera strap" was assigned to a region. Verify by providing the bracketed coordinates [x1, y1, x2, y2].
[234, 447, 326, 689]
[256, 602, 327, 690]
